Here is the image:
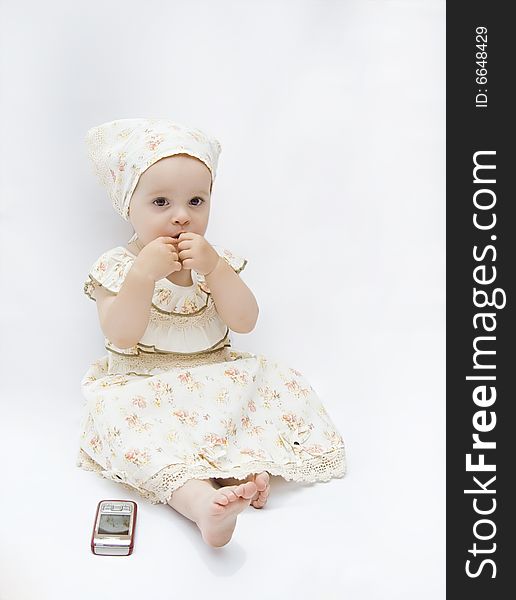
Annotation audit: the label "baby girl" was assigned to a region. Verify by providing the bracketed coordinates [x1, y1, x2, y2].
[78, 118, 346, 548]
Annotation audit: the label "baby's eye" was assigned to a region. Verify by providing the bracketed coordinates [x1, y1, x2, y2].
[153, 197, 168, 207]
[190, 197, 204, 206]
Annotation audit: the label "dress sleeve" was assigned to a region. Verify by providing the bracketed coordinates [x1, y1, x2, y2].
[216, 246, 247, 274]
[83, 247, 133, 301]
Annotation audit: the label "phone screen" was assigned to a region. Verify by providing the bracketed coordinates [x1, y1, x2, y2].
[98, 513, 130, 535]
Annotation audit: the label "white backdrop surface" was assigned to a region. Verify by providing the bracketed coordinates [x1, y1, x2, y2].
[0, 1, 445, 598]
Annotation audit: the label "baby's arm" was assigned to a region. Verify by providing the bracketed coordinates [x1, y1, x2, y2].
[205, 257, 259, 333]
[92, 263, 155, 349]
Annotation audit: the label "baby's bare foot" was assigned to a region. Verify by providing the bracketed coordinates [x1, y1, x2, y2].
[196, 481, 258, 547]
[249, 471, 271, 509]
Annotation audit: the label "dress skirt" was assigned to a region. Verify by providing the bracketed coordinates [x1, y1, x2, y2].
[76, 347, 346, 505]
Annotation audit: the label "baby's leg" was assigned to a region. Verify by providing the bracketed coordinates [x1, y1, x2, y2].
[167, 477, 258, 547]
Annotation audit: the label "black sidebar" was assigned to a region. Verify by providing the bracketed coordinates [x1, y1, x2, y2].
[447, 2, 514, 597]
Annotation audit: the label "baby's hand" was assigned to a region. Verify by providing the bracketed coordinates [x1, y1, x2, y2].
[133, 236, 182, 282]
[175, 232, 219, 276]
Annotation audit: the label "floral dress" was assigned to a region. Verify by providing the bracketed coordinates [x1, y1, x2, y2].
[76, 244, 346, 504]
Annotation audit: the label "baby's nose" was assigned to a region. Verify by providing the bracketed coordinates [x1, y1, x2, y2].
[172, 214, 190, 224]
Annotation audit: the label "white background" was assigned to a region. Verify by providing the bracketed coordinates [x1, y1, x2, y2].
[0, 1, 445, 598]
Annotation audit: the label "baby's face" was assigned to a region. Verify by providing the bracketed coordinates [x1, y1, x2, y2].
[128, 154, 212, 244]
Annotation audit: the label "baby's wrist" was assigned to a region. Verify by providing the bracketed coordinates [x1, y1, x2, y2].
[130, 260, 157, 284]
[204, 256, 223, 277]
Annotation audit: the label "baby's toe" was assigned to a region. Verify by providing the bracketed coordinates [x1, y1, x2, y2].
[251, 496, 267, 509]
[216, 488, 238, 504]
[235, 481, 258, 499]
[251, 482, 270, 509]
[254, 471, 270, 492]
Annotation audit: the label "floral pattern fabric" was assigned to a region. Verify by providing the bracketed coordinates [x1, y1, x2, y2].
[77, 246, 346, 504]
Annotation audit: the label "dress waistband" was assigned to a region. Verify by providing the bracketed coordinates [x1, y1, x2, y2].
[107, 346, 233, 375]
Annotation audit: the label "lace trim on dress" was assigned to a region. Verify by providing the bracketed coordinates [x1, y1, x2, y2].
[76, 445, 346, 505]
[106, 345, 235, 375]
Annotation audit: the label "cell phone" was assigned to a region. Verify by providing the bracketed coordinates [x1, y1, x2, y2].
[91, 499, 137, 556]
